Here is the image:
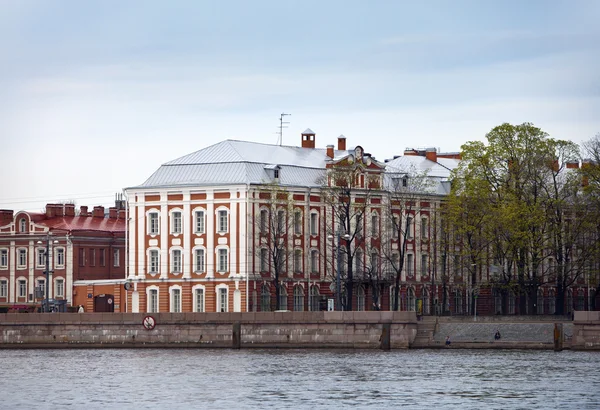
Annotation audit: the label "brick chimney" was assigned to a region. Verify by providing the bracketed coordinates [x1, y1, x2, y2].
[337, 135, 346, 151]
[0, 210, 13, 225]
[118, 209, 126, 219]
[326, 145, 334, 159]
[108, 207, 118, 219]
[80, 206, 89, 216]
[46, 204, 56, 218]
[55, 204, 64, 217]
[301, 128, 316, 149]
[425, 148, 437, 162]
[64, 204, 75, 217]
[92, 206, 105, 218]
[566, 161, 580, 169]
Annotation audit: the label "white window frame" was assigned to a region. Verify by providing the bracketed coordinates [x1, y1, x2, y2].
[171, 248, 182, 274]
[216, 284, 228, 312]
[421, 254, 428, 276]
[421, 217, 428, 239]
[260, 208, 268, 234]
[55, 278, 64, 297]
[406, 253, 414, 276]
[293, 249, 302, 273]
[194, 247, 205, 273]
[147, 286, 159, 313]
[0, 279, 7, 298]
[192, 284, 206, 312]
[371, 212, 379, 237]
[17, 248, 27, 269]
[260, 248, 269, 272]
[0, 249, 7, 269]
[217, 208, 229, 233]
[148, 248, 160, 275]
[310, 212, 318, 236]
[55, 248, 65, 268]
[20, 218, 26, 233]
[293, 285, 304, 311]
[310, 249, 318, 273]
[36, 248, 46, 268]
[113, 248, 120, 267]
[193, 208, 206, 234]
[170, 285, 182, 313]
[17, 278, 27, 298]
[217, 247, 229, 273]
[147, 211, 159, 235]
[171, 210, 183, 234]
[294, 210, 302, 235]
[406, 215, 413, 239]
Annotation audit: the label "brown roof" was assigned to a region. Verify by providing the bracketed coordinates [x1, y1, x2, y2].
[40, 216, 125, 233]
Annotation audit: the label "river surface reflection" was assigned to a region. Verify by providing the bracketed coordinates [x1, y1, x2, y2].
[1, 348, 598, 409]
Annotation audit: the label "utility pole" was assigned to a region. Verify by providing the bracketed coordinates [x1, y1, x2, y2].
[38, 234, 57, 312]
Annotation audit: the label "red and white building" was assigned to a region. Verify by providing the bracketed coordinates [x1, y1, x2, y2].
[0, 203, 126, 312]
[124, 130, 459, 313]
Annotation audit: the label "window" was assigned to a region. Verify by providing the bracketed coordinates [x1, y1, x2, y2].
[0, 280, 7, 298]
[355, 250, 363, 274]
[357, 286, 365, 311]
[371, 213, 379, 237]
[55, 278, 64, 298]
[171, 288, 181, 312]
[261, 284, 271, 311]
[172, 211, 182, 234]
[408, 288, 416, 312]
[113, 249, 120, 267]
[260, 209, 268, 234]
[279, 284, 287, 310]
[421, 217, 428, 239]
[421, 254, 428, 276]
[0, 249, 7, 268]
[277, 210, 285, 233]
[218, 210, 228, 233]
[537, 289, 544, 315]
[90, 249, 96, 267]
[371, 252, 378, 274]
[454, 255, 461, 276]
[309, 285, 320, 311]
[310, 213, 318, 236]
[56, 248, 65, 268]
[149, 250, 159, 274]
[293, 285, 304, 311]
[392, 215, 399, 240]
[148, 288, 158, 313]
[310, 250, 318, 273]
[36, 279, 45, 298]
[407, 216, 413, 238]
[294, 249, 302, 273]
[79, 248, 85, 267]
[18, 279, 27, 297]
[20, 218, 26, 232]
[218, 287, 228, 312]
[195, 288, 205, 312]
[273, 169, 279, 179]
[454, 289, 463, 314]
[18, 249, 27, 268]
[37, 248, 46, 268]
[100, 249, 106, 267]
[218, 249, 228, 272]
[294, 211, 302, 235]
[148, 212, 159, 235]
[260, 248, 269, 272]
[172, 250, 182, 273]
[195, 210, 205, 234]
[195, 249, 205, 273]
[406, 254, 413, 276]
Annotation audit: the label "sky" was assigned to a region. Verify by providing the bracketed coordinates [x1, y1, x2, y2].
[1, 0, 599, 212]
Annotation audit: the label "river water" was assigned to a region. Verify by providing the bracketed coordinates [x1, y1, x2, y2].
[1, 348, 598, 409]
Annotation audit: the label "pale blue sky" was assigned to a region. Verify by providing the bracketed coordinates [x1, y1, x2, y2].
[1, 0, 599, 211]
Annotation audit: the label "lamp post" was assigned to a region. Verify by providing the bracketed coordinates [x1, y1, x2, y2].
[37, 234, 58, 313]
[328, 231, 350, 311]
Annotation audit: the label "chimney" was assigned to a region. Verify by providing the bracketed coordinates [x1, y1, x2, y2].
[326, 145, 334, 159]
[566, 161, 580, 169]
[0, 210, 13, 225]
[92, 206, 105, 218]
[337, 135, 346, 151]
[118, 209, 126, 219]
[404, 149, 419, 156]
[80, 206, 89, 216]
[301, 128, 316, 149]
[46, 204, 56, 218]
[109, 207, 118, 219]
[55, 204, 64, 217]
[64, 204, 75, 217]
[425, 148, 437, 163]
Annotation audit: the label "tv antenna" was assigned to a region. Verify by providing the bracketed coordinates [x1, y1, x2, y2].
[277, 113, 291, 146]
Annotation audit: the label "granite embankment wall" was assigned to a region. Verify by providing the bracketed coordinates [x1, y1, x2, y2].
[572, 311, 600, 350]
[0, 311, 417, 349]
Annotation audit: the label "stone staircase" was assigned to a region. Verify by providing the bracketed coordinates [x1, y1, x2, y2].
[411, 316, 437, 348]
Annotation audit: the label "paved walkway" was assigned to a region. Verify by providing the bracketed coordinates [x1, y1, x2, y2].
[431, 322, 573, 345]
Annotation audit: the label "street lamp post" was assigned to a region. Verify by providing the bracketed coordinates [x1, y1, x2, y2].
[37, 234, 57, 313]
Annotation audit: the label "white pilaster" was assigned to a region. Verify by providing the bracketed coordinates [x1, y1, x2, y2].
[9, 241, 15, 303]
[160, 193, 168, 279]
[206, 191, 214, 279]
[66, 237, 73, 303]
[183, 192, 191, 279]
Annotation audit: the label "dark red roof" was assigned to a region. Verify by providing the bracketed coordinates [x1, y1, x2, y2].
[40, 216, 125, 233]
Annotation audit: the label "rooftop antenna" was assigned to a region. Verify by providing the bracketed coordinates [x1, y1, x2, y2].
[277, 113, 291, 145]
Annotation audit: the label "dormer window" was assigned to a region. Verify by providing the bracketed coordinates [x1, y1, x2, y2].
[264, 164, 281, 181]
[402, 176, 408, 187]
[19, 218, 26, 233]
[274, 169, 279, 179]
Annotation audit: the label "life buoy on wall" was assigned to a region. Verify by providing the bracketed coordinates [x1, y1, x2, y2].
[107, 298, 113, 305]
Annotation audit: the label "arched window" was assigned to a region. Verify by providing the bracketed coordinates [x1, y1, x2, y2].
[260, 209, 268, 234]
[309, 285, 320, 311]
[357, 286, 365, 311]
[537, 289, 545, 315]
[293, 249, 302, 273]
[279, 284, 287, 310]
[508, 291, 516, 315]
[293, 285, 304, 311]
[261, 283, 271, 312]
[548, 289, 556, 315]
[493, 288, 502, 315]
[20, 218, 26, 233]
[408, 287, 416, 312]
